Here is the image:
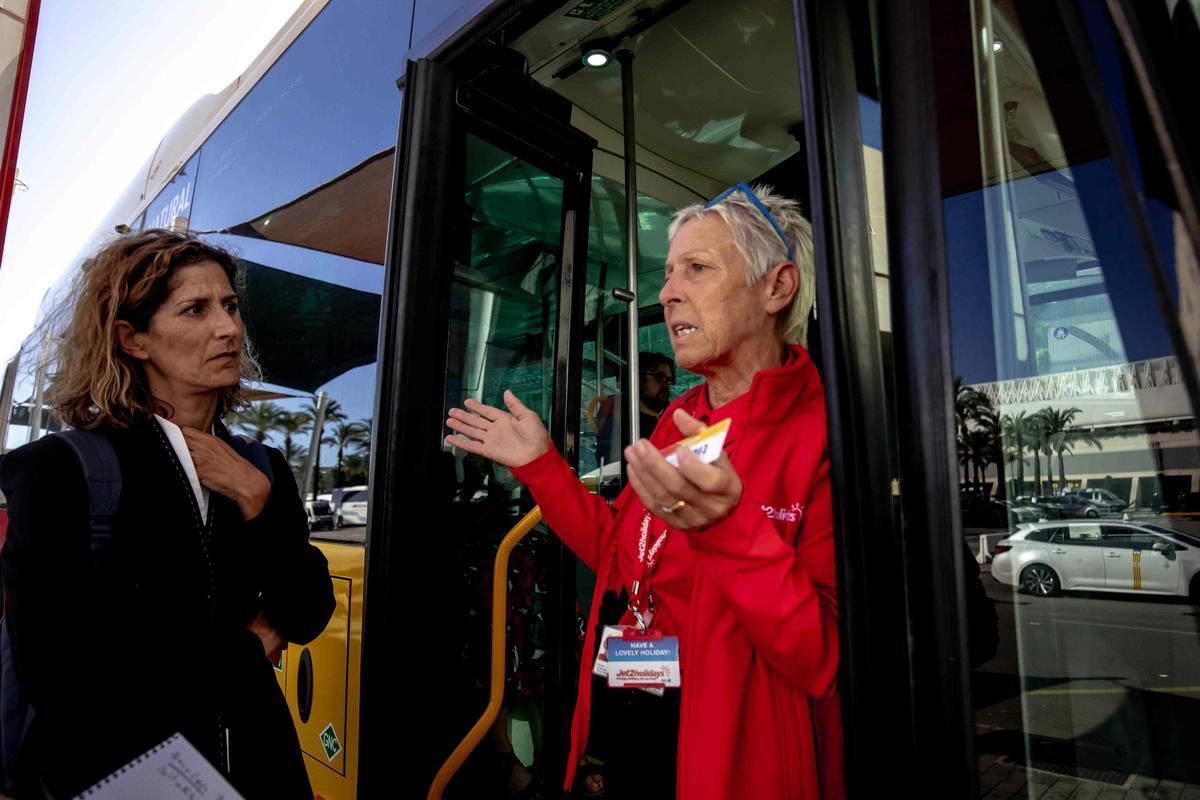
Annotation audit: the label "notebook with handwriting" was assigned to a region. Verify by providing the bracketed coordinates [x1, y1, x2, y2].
[72, 732, 244, 800]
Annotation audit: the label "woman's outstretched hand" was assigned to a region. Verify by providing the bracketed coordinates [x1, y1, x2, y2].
[445, 390, 551, 469]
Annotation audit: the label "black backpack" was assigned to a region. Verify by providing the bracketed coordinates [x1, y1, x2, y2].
[0, 428, 272, 793]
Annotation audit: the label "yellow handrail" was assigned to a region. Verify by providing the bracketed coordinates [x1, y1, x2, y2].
[427, 506, 544, 800]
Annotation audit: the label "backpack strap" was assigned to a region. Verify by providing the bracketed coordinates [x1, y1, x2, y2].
[56, 429, 122, 555]
[227, 435, 274, 484]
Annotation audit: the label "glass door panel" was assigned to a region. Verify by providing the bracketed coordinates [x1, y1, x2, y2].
[440, 132, 567, 798]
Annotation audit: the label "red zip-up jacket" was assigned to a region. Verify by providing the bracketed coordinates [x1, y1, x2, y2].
[511, 345, 843, 799]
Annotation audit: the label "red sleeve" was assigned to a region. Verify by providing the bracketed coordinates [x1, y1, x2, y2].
[510, 446, 632, 572]
[684, 453, 838, 698]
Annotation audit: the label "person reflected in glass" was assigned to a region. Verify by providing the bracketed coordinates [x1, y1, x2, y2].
[639, 351, 676, 437]
[0, 231, 335, 799]
[592, 352, 676, 474]
[446, 184, 841, 799]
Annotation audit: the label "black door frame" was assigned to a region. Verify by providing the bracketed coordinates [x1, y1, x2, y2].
[361, 51, 594, 797]
[792, 0, 936, 794]
[875, 0, 980, 794]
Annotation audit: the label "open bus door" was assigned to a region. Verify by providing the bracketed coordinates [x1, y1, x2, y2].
[359, 53, 598, 799]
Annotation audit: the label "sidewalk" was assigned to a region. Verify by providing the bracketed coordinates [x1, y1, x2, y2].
[979, 752, 1200, 799]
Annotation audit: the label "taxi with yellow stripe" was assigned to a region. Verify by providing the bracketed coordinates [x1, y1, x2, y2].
[991, 521, 1200, 599]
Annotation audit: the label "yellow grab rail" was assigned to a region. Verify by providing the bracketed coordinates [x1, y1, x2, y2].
[427, 506, 544, 800]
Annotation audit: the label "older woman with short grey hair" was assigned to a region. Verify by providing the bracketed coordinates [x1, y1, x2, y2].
[447, 184, 842, 799]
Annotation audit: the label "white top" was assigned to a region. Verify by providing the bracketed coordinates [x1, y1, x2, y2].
[154, 415, 210, 519]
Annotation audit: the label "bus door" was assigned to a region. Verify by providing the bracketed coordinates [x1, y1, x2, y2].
[361, 53, 597, 799]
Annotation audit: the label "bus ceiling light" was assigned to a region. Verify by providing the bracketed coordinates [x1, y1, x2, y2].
[992, 39, 1004, 53]
[582, 39, 614, 69]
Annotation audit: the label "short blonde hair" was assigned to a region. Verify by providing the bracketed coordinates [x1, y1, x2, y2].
[668, 184, 815, 346]
[46, 229, 260, 429]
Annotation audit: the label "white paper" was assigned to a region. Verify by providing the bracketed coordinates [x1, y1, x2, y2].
[73, 733, 244, 800]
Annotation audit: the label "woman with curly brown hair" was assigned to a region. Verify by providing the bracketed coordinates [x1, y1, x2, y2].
[0, 230, 334, 799]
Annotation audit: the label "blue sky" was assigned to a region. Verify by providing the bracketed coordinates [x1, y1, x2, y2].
[0, 0, 304, 362]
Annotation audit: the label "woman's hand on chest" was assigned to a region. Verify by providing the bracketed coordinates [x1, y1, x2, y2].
[182, 428, 271, 520]
[624, 408, 743, 531]
[248, 610, 284, 663]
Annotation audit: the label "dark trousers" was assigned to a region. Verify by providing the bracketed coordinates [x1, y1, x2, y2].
[588, 675, 681, 799]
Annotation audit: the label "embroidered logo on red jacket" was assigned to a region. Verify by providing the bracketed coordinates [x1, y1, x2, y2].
[761, 502, 804, 523]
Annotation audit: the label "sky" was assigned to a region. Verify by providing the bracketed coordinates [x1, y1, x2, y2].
[0, 0, 306, 362]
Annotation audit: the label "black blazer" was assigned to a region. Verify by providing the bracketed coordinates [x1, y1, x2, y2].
[0, 419, 335, 799]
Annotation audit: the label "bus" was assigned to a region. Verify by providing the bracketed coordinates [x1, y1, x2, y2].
[2, 0, 1199, 797]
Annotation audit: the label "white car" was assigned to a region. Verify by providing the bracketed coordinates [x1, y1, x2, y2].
[336, 488, 369, 528]
[991, 520, 1200, 598]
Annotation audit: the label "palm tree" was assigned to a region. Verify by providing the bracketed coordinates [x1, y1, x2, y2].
[1001, 411, 1029, 497]
[356, 417, 373, 464]
[1040, 407, 1082, 493]
[276, 411, 312, 472]
[958, 432, 974, 488]
[332, 420, 368, 488]
[1026, 410, 1050, 496]
[977, 407, 1005, 498]
[231, 401, 285, 443]
[341, 452, 369, 486]
[1048, 416, 1102, 490]
[954, 378, 991, 488]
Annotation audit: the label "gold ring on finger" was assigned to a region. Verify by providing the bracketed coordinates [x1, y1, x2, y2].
[660, 499, 686, 514]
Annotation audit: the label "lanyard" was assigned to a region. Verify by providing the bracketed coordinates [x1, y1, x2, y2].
[629, 511, 668, 630]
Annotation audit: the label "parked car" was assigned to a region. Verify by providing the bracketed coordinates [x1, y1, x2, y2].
[337, 488, 369, 528]
[1031, 494, 1101, 519]
[1000, 499, 1040, 524]
[976, 499, 1039, 527]
[1063, 487, 1129, 512]
[305, 498, 334, 531]
[992, 520, 1200, 598]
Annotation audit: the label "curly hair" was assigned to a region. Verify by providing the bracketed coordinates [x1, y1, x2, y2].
[45, 229, 260, 429]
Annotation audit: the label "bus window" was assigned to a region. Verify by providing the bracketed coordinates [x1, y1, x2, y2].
[881, 0, 1200, 793]
[188, 0, 410, 240]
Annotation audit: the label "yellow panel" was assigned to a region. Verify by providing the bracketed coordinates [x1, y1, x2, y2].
[283, 541, 364, 800]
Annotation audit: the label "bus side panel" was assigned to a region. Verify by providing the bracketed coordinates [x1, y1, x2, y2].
[285, 541, 364, 800]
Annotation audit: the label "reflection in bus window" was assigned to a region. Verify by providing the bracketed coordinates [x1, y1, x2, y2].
[189, 0, 410, 240]
[924, 0, 1200, 794]
[213, 234, 383, 546]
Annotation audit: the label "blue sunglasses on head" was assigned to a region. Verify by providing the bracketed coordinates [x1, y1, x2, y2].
[705, 182, 794, 261]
